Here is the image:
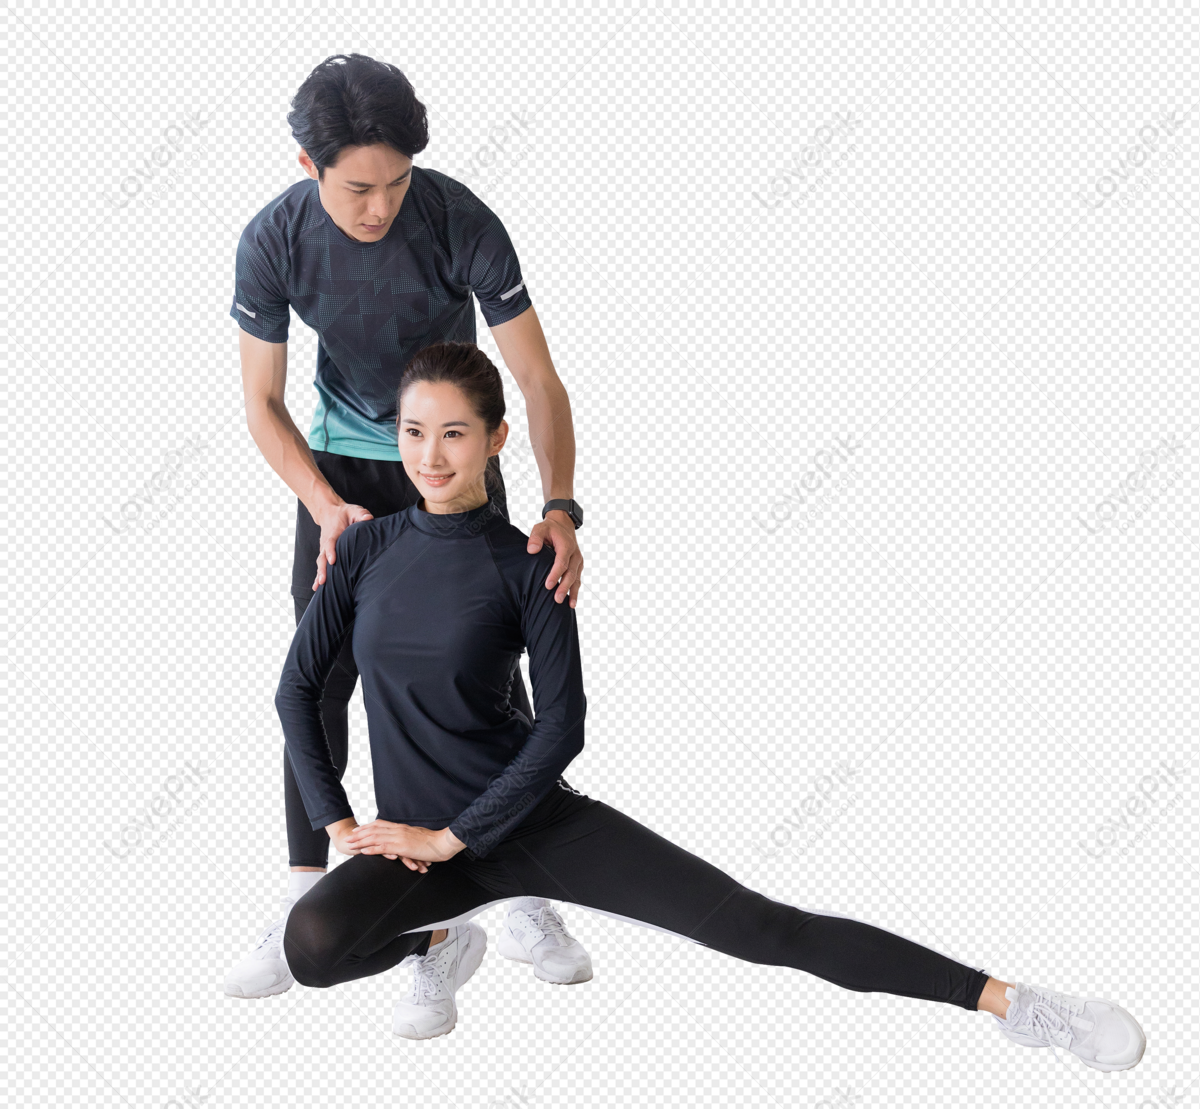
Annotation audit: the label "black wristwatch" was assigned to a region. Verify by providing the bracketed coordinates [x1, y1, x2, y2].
[542, 498, 583, 529]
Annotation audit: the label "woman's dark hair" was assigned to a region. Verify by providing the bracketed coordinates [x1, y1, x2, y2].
[287, 54, 429, 178]
[398, 342, 507, 490]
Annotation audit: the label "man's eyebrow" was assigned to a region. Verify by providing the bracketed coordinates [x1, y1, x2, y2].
[344, 169, 412, 188]
[401, 418, 471, 427]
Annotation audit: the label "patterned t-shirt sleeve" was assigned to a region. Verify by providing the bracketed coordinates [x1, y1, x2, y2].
[229, 222, 291, 343]
[466, 203, 534, 328]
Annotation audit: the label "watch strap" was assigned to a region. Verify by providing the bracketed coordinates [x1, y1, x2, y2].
[542, 498, 583, 529]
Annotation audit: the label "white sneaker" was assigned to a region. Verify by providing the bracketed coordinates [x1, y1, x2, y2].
[391, 922, 488, 1040]
[223, 897, 296, 999]
[994, 981, 1146, 1071]
[498, 899, 593, 985]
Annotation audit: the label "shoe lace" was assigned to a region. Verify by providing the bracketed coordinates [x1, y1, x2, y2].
[405, 936, 454, 1002]
[1011, 988, 1088, 1050]
[252, 918, 286, 957]
[413, 960, 445, 1003]
[534, 907, 569, 937]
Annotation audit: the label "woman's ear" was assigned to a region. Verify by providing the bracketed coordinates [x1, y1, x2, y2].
[489, 418, 509, 456]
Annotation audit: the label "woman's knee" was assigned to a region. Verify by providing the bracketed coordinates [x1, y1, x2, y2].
[282, 901, 346, 988]
[704, 889, 821, 965]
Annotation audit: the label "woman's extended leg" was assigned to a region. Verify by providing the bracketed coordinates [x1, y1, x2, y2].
[494, 796, 989, 1010]
[282, 851, 517, 988]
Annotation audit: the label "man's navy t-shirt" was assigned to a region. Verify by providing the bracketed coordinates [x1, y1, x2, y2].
[230, 165, 534, 460]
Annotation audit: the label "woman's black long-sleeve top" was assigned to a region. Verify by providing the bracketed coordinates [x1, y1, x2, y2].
[274, 496, 587, 858]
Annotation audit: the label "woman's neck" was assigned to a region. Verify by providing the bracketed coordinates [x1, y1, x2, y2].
[417, 490, 489, 516]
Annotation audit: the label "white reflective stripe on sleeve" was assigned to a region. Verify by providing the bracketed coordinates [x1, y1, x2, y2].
[499, 281, 525, 301]
[236, 302, 257, 318]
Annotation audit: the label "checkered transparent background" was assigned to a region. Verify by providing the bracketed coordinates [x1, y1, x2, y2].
[3, 3, 1197, 1107]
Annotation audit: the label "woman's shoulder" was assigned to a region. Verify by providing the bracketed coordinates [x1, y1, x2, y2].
[336, 511, 412, 560]
[483, 520, 559, 579]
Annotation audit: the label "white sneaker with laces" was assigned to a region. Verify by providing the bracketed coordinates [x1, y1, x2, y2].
[497, 898, 593, 984]
[223, 896, 296, 999]
[391, 922, 488, 1040]
[994, 981, 1146, 1071]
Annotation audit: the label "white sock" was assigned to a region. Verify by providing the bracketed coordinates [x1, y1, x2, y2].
[288, 870, 326, 901]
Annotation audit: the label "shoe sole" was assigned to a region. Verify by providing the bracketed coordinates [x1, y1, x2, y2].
[392, 924, 488, 1040]
[497, 931, 593, 984]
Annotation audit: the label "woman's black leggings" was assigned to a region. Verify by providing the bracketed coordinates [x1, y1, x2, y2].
[283, 783, 990, 1011]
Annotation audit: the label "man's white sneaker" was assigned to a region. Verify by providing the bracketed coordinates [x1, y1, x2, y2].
[223, 897, 296, 999]
[497, 898, 592, 984]
[391, 922, 488, 1040]
[994, 981, 1146, 1071]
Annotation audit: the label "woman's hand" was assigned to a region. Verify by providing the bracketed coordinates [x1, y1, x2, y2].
[325, 817, 438, 872]
[344, 820, 467, 866]
[325, 817, 365, 859]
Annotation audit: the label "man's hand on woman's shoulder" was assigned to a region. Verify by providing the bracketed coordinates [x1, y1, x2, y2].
[527, 509, 583, 608]
[311, 502, 375, 590]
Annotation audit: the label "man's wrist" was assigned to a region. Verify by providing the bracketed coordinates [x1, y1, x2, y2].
[542, 497, 583, 529]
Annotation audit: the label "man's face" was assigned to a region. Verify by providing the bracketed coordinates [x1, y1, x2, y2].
[299, 143, 414, 242]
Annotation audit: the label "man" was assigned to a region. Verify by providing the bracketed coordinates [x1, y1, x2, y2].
[223, 53, 592, 1037]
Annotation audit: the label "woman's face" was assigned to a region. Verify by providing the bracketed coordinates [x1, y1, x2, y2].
[398, 380, 508, 513]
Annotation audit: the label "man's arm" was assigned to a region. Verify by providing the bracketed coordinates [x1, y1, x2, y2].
[489, 305, 584, 607]
[239, 328, 373, 588]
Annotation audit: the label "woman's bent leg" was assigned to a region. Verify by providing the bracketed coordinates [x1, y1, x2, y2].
[498, 798, 989, 1011]
[283, 852, 510, 988]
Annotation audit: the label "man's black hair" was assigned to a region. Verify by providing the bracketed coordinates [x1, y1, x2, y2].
[287, 53, 429, 178]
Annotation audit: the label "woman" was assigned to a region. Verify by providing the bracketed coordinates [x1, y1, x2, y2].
[278, 341, 1146, 1069]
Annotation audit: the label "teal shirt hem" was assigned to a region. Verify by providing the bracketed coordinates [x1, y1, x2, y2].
[305, 435, 402, 461]
[308, 394, 402, 461]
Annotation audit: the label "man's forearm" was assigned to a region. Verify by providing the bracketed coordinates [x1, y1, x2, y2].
[524, 380, 576, 503]
[247, 398, 345, 521]
[489, 308, 577, 507]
